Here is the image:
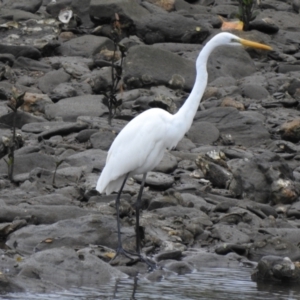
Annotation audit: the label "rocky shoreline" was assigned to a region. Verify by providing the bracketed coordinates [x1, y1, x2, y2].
[1, 0, 300, 293]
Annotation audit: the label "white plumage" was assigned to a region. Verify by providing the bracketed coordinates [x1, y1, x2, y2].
[95, 32, 271, 261]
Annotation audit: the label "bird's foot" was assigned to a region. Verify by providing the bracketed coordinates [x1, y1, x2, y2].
[110, 247, 156, 271]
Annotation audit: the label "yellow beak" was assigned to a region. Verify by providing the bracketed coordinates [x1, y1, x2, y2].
[239, 38, 272, 51]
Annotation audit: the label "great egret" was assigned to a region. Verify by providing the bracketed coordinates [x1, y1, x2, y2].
[96, 32, 271, 265]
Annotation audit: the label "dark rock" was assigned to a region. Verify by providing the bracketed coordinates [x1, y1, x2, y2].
[0, 44, 41, 59]
[249, 19, 279, 34]
[251, 255, 300, 282]
[155, 250, 182, 262]
[195, 107, 270, 147]
[37, 122, 89, 141]
[124, 45, 195, 90]
[89, 0, 149, 25]
[228, 151, 297, 204]
[3, 0, 42, 13]
[135, 12, 209, 44]
[22, 121, 74, 134]
[0, 111, 46, 129]
[14, 57, 52, 72]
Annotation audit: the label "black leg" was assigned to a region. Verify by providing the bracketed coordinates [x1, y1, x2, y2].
[111, 172, 156, 271]
[135, 173, 147, 254]
[115, 173, 129, 253]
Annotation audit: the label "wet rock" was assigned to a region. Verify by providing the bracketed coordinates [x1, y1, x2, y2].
[184, 252, 240, 269]
[18, 247, 127, 289]
[248, 237, 300, 262]
[251, 256, 300, 282]
[155, 250, 182, 262]
[163, 261, 194, 275]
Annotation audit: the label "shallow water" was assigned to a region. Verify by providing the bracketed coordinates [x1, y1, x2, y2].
[3, 268, 300, 300]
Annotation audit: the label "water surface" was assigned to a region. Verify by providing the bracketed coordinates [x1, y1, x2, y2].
[3, 268, 300, 300]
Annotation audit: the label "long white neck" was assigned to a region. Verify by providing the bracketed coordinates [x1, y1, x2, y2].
[171, 39, 216, 138]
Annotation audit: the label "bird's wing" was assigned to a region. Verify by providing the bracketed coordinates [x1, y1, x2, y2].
[97, 109, 170, 193]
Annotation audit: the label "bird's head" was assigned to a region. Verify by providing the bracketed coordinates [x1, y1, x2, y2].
[209, 32, 272, 51]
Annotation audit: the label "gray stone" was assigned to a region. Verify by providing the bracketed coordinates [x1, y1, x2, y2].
[56, 35, 114, 58]
[45, 95, 108, 122]
[195, 107, 270, 147]
[241, 84, 269, 100]
[153, 151, 178, 173]
[38, 69, 71, 94]
[18, 247, 127, 289]
[90, 130, 116, 150]
[187, 121, 220, 145]
[134, 171, 174, 190]
[64, 148, 107, 171]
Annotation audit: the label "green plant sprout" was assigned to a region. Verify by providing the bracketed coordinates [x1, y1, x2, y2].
[238, 0, 260, 31]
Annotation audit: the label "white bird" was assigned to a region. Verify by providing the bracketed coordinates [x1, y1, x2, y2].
[96, 32, 271, 264]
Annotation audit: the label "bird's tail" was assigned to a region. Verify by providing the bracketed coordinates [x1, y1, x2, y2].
[96, 172, 127, 195]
